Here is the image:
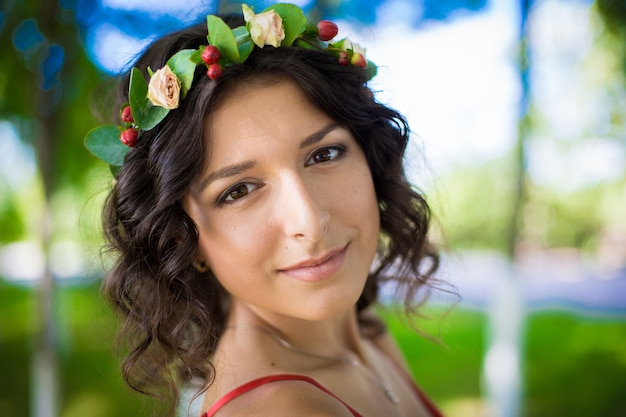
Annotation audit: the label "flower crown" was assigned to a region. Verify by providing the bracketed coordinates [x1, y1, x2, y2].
[84, 3, 377, 168]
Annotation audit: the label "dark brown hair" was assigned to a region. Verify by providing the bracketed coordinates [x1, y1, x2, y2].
[101, 16, 439, 416]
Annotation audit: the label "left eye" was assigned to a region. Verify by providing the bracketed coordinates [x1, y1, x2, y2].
[306, 146, 344, 166]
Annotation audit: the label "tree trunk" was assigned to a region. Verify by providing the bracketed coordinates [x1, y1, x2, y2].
[31, 1, 62, 416]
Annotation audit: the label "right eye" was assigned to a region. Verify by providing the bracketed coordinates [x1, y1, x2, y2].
[217, 183, 258, 205]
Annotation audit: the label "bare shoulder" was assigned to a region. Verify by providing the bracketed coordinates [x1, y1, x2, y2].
[210, 378, 356, 417]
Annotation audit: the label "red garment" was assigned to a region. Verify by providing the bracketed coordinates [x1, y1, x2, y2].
[200, 373, 443, 417]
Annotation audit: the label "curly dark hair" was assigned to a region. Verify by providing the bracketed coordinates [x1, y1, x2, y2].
[101, 15, 439, 417]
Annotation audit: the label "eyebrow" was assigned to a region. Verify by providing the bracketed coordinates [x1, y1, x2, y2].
[300, 122, 342, 149]
[198, 160, 256, 192]
[198, 122, 342, 192]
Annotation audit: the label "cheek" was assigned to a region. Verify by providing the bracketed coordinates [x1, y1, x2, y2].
[356, 172, 380, 257]
[341, 168, 379, 228]
[186, 196, 261, 271]
[198, 212, 272, 278]
[362, 174, 381, 243]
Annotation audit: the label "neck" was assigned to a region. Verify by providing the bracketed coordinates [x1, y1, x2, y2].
[226, 299, 367, 363]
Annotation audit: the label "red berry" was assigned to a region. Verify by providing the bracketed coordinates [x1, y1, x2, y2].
[338, 51, 349, 66]
[350, 52, 367, 68]
[120, 128, 138, 147]
[201, 45, 221, 65]
[207, 64, 223, 80]
[317, 20, 338, 41]
[121, 106, 133, 123]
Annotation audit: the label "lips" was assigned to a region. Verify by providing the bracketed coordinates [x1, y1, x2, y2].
[278, 244, 349, 282]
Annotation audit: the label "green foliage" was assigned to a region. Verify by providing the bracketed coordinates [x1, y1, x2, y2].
[433, 155, 517, 250]
[593, 1, 626, 146]
[128, 67, 168, 131]
[523, 311, 626, 417]
[383, 306, 487, 403]
[386, 306, 626, 417]
[207, 15, 243, 62]
[0, 281, 156, 417]
[208, 4, 306, 65]
[231, 26, 255, 61]
[0, 192, 26, 242]
[0, 282, 34, 417]
[0, 1, 113, 242]
[56, 284, 160, 417]
[521, 182, 624, 250]
[0, 2, 109, 190]
[168, 49, 197, 96]
[435, 150, 626, 252]
[596, 0, 626, 38]
[84, 125, 129, 167]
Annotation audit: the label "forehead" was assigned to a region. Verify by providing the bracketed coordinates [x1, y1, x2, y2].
[202, 79, 333, 163]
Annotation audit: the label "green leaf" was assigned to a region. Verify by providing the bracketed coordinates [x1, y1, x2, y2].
[84, 125, 129, 166]
[294, 37, 324, 50]
[129, 67, 168, 130]
[365, 60, 378, 81]
[140, 105, 169, 130]
[167, 49, 196, 95]
[265, 3, 307, 46]
[304, 21, 318, 37]
[190, 48, 204, 65]
[232, 26, 254, 62]
[329, 38, 350, 52]
[110, 165, 122, 176]
[129, 67, 149, 126]
[207, 15, 240, 62]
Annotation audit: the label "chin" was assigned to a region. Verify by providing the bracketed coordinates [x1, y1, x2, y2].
[291, 283, 366, 322]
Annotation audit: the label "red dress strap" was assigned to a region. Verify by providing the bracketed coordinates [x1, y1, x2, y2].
[201, 374, 363, 417]
[409, 379, 444, 417]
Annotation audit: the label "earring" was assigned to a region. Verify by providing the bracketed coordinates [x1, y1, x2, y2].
[194, 260, 210, 273]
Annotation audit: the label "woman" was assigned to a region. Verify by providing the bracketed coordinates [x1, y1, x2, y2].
[86, 3, 442, 416]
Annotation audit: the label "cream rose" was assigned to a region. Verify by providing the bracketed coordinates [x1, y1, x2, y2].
[242, 4, 285, 48]
[147, 65, 181, 109]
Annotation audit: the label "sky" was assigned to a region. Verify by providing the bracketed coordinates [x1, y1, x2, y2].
[364, 0, 519, 181]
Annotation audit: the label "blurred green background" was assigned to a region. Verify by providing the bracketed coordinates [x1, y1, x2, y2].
[1, 0, 625, 416]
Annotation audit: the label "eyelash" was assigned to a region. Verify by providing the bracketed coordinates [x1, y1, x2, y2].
[216, 182, 260, 205]
[305, 145, 347, 167]
[216, 145, 347, 206]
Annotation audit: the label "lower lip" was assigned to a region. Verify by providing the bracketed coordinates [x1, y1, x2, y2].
[279, 245, 348, 282]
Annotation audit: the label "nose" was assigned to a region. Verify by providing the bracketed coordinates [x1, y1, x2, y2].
[278, 172, 330, 242]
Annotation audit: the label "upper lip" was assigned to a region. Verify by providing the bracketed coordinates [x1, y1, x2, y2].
[279, 244, 348, 271]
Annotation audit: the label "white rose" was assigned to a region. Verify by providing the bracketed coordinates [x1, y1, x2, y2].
[242, 4, 285, 48]
[147, 65, 181, 109]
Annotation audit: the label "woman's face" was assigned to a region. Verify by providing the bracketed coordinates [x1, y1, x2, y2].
[185, 79, 380, 322]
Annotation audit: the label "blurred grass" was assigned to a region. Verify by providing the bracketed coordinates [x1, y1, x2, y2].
[382, 304, 626, 417]
[0, 280, 154, 417]
[0, 283, 34, 417]
[1, 279, 626, 417]
[523, 312, 626, 417]
[383, 306, 487, 416]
